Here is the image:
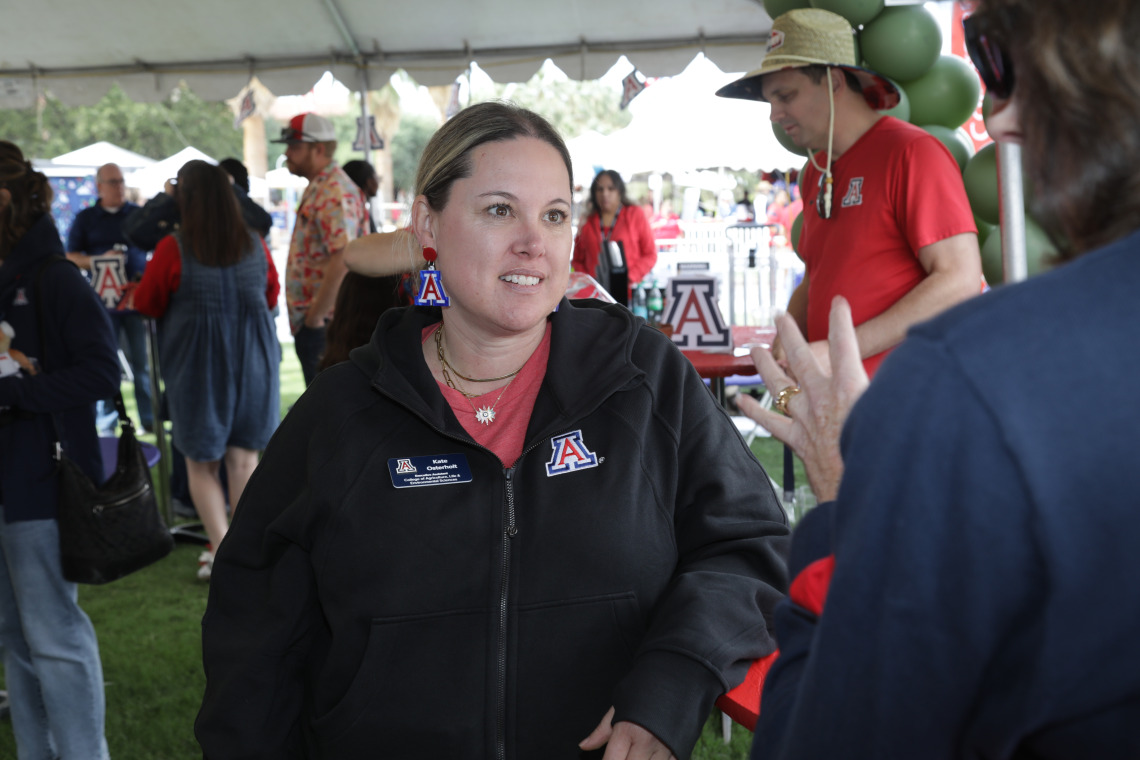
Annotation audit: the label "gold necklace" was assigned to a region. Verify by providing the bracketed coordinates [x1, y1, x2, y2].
[436, 321, 525, 385]
[434, 323, 523, 425]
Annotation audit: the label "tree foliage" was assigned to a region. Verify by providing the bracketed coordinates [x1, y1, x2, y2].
[0, 84, 243, 161]
[390, 114, 439, 196]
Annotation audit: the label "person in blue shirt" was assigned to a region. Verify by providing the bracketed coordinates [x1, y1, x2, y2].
[1, 139, 119, 760]
[739, 1, 1140, 757]
[66, 162, 154, 432]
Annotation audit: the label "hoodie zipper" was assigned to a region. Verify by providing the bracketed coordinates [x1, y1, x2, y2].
[374, 377, 589, 760]
[494, 431, 560, 760]
[495, 467, 517, 760]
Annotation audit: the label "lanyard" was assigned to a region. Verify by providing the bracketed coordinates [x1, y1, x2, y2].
[599, 206, 620, 243]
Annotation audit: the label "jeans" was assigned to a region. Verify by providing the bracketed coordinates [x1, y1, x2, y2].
[97, 312, 154, 432]
[294, 323, 326, 387]
[0, 512, 110, 760]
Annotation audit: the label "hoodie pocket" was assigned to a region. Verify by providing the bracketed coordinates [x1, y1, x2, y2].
[513, 591, 646, 755]
[312, 607, 489, 757]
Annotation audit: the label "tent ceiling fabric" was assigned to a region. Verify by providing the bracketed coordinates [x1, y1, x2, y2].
[0, 0, 777, 106]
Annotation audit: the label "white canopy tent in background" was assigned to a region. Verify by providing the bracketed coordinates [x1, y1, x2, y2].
[50, 141, 157, 171]
[568, 54, 803, 187]
[0, 0, 938, 107]
[0, 0, 783, 108]
[126, 146, 217, 198]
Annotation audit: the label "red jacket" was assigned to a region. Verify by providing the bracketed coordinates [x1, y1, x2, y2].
[573, 204, 658, 288]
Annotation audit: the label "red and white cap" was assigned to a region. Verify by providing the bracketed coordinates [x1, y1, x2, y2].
[272, 113, 336, 144]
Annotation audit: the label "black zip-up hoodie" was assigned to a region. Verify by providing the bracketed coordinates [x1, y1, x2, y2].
[197, 299, 789, 759]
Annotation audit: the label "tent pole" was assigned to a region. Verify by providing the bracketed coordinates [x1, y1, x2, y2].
[997, 142, 1027, 283]
[359, 68, 372, 164]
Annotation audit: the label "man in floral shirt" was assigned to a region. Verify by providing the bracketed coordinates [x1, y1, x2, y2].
[275, 113, 369, 385]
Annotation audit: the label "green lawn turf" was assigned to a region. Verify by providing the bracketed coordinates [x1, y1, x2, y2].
[0, 344, 800, 759]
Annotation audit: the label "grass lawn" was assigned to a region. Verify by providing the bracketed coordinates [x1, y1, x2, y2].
[0, 345, 798, 759]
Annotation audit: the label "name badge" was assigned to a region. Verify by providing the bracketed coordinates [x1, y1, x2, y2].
[388, 454, 473, 489]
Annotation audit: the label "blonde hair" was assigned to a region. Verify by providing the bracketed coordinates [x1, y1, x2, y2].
[415, 101, 572, 212]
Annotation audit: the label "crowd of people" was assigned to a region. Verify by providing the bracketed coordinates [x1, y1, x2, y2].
[0, 0, 1136, 756]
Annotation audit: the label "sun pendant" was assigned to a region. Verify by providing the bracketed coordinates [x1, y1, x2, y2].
[474, 406, 497, 425]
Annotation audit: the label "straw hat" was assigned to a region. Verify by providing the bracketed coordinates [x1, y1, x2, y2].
[716, 8, 900, 111]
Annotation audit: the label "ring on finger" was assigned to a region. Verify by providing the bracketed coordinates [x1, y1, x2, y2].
[774, 385, 801, 416]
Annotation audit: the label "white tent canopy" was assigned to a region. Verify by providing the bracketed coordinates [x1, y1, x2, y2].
[50, 142, 156, 171]
[126, 146, 216, 198]
[1, 0, 784, 107]
[586, 55, 803, 178]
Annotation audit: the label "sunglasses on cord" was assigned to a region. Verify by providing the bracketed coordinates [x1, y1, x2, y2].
[963, 15, 1015, 100]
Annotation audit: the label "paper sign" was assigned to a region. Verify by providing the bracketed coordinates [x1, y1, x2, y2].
[663, 275, 732, 352]
[91, 253, 127, 309]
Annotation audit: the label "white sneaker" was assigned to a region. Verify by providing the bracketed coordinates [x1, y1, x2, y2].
[197, 551, 214, 581]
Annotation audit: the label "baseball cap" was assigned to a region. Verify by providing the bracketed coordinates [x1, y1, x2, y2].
[716, 8, 899, 111]
[272, 113, 337, 144]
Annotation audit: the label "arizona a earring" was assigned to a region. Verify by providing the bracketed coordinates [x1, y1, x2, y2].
[414, 246, 450, 307]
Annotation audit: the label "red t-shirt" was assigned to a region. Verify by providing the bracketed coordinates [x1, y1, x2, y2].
[423, 322, 552, 467]
[132, 234, 280, 318]
[800, 117, 976, 376]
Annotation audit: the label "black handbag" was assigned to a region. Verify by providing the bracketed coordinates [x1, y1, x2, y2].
[53, 395, 173, 584]
[32, 255, 173, 584]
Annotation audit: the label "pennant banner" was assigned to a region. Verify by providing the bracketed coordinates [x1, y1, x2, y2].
[620, 69, 646, 110]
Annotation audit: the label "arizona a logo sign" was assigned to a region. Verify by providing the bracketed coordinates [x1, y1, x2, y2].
[92, 254, 127, 308]
[662, 276, 731, 351]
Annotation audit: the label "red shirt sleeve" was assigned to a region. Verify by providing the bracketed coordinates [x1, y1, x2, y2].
[262, 238, 280, 309]
[624, 205, 658, 285]
[572, 212, 600, 277]
[132, 235, 181, 318]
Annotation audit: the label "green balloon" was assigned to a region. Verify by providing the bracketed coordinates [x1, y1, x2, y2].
[956, 127, 976, 157]
[963, 143, 1000, 224]
[979, 216, 1058, 284]
[809, 0, 884, 28]
[791, 211, 804, 254]
[922, 124, 973, 172]
[772, 121, 810, 157]
[879, 77, 910, 122]
[963, 142, 1032, 225]
[974, 215, 995, 248]
[763, 0, 811, 19]
[902, 55, 982, 129]
[860, 6, 941, 83]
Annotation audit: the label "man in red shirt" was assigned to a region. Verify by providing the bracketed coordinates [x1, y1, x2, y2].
[719, 9, 980, 376]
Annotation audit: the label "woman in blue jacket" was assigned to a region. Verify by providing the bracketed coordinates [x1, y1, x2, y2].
[0, 142, 120, 759]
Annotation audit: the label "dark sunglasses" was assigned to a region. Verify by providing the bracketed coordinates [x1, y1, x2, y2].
[963, 15, 1015, 100]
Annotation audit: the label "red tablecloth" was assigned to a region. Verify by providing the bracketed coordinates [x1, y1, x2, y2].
[682, 326, 775, 380]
